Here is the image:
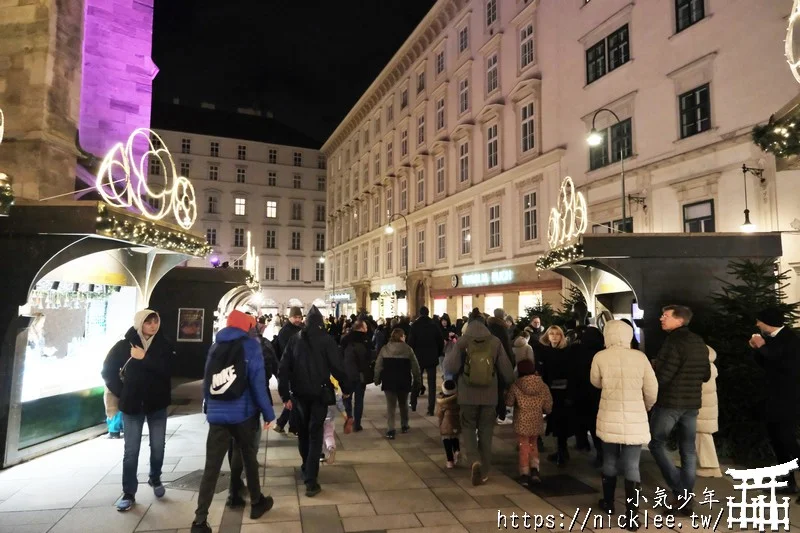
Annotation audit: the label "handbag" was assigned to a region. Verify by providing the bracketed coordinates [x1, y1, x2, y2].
[119, 356, 133, 383]
[320, 382, 336, 406]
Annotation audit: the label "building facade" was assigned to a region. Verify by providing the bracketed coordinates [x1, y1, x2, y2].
[323, 0, 800, 321]
[152, 103, 329, 315]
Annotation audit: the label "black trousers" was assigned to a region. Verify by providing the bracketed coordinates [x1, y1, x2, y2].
[194, 415, 261, 524]
[294, 396, 328, 487]
[767, 421, 800, 487]
[410, 366, 437, 413]
[443, 437, 461, 461]
[276, 405, 297, 432]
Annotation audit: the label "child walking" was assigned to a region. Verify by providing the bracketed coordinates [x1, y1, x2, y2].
[436, 379, 461, 468]
[322, 376, 354, 465]
[505, 360, 552, 486]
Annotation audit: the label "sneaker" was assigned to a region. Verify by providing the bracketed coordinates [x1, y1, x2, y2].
[343, 417, 354, 434]
[226, 491, 246, 508]
[496, 417, 513, 425]
[116, 493, 135, 512]
[401, 426, 410, 433]
[385, 430, 396, 440]
[288, 431, 299, 438]
[305, 483, 322, 497]
[419, 386, 426, 396]
[148, 477, 166, 498]
[273, 425, 285, 434]
[250, 494, 274, 519]
[353, 425, 363, 432]
[108, 432, 121, 439]
[519, 474, 531, 487]
[326, 447, 336, 465]
[453, 451, 460, 466]
[530, 468, 542, 484]
[426, 409, 435, 416]
[190, 521, 212, 533]
[471, 462, 483, 486]
[446, 461, 455, 469]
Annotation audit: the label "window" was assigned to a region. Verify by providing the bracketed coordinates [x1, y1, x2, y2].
[269, 172, 277, 186]
[318, 154, 326, 169]
[146, 196, 161, 211]
[436, 98, 445, 131]
[679, 84, 711, 139]
[386, 187, 393, 216]
[436, 222, 446, 261]
[181, 138, 191, 154]
[364, 128, 370, 145]
[237, 144, 247, 160]
[317, 176, 326, 191]
[208, 165, 219, 181]
[488, 204, 501, 250]
[399, 179, 408, 212]
[233, 259, 244, 270]
[265, 229, 276, 249]
[293, 175, 302, 189]
[435, 156, 445, 194]
[149, 133, 161, 148]
[459, 141, 470, 183]
[417, 115, 425, 146]
[149, 158, 161, 175]
[266, 200, 277, 218]
[486, 0, 497, 26]
[316, 204, 326, 222]
[521, 102, 535, 153]
[233, 228, 245, 247]
[486, 53, 498, 94]
[523, 192, 538, 241]
[210, 141, 219, 157]
[486, 124, 498, 169]
[592, 218, 633, 233]
[459, 25, 469, 53]
[236, 167, 246, 184]
[352, 249, 358, 278]
[290, 266, 301, 281]
[459, 77, 470, 114]
[417, 72, 425, 94]
[520, 23, 534, 69]
[374, 152, 380, 178]
[373, 197, 381, 226]
[207, 195, 218, 214]
[373, 243, 380, 274]
[401, 129, 408, 157]
[362, 247, 368, 277]
[386, 141, 393, 168]
[291, 202, 303, 220]
[206, 228, 217, 246]
[417, 228, 425, 265]
[354, 138, 359, 154]
[293, 152, 303, 166]
[401, 89, 408, 110]
[400, 234, 408, 269]
[386, 239, 393, 272]
[589, 118, 632, 171]
[315, 232, 325, 251]
[676, 0, 704, 33]
[291, 231, 302, 250]
[374, 116, 381, 135]
[586, 25, 630, 84]
[435, 50, 445, 75]
[683, 200, 714, 233]
[460, 214, 471, 255]
[180, 161, 190, 177]
[387, 102, 394, 123]
[269, 149, 278, 164]
[234, 197, 246, 216]
[336, 256, 341, 282]
[265, 265, 275, 281]
[315, 262, 324, 282]
[416, 169, 425, 204]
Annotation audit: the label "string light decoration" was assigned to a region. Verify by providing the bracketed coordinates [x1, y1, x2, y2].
[787, 0, 800, 85]
[95, 203, 212, 257]
[0, 108, 15, 215]
[95, 128, 197, 230]
[535, 243, 585, 271]
[547, 176, 588, 249]
[245, 231, 260, 289]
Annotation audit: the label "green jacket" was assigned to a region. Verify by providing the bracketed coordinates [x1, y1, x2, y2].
[654, 327, 711, 410]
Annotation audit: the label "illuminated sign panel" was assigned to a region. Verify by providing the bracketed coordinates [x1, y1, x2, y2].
[330, 293, 352, 301]
[461, 269, 513, 287]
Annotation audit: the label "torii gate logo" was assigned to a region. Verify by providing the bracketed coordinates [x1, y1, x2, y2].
[547, 176, 587, 249]
[726, 459, 798, 531]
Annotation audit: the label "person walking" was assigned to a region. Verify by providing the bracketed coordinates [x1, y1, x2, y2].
[648, 305, 710, 516]
[190, 311, 276, 533]
[487, 308, 515, 425]
[273, 307, 303, 435]
[572, 326, 606, 467]
[538, 325, 576, 466]
[696, 346, 721, 478]
[374, 328, 421, 439]
[407, 306, 443, 415]
[102, 309, 173, 513]
[278, 306, 352, 497]
[443, 308, 514, 486]
[436, 379, 461, 468]
[341, 319, 373, 431]
[748, 307, 800, 498]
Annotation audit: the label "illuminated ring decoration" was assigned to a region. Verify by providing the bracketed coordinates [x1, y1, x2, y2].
[548, 176, 588, 249]
[787, 0, 800, 85]
[96, 128, 197, 230]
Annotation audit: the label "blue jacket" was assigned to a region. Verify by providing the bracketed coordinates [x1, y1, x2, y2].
[204, 327, 276, 425]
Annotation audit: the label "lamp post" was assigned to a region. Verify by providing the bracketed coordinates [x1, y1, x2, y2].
[740, 164, 763, 233]
[385, 212, 409, 315]
[587, 108, 628, 232]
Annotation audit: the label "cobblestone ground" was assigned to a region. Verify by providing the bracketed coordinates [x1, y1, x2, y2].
[0, 380, 796, 533]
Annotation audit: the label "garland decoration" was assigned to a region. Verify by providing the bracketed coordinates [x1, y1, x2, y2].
[535, 243, 584, 271]
[752, 117, 800, 159]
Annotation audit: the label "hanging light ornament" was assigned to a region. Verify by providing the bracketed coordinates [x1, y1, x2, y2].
[0, 108, 15, 216]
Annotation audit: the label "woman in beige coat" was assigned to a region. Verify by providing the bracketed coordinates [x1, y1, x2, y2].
[696, 346, 721, 477]
[590, 320, 658, 532]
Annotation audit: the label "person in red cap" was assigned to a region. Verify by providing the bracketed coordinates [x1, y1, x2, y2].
[191, 310, 276, 533]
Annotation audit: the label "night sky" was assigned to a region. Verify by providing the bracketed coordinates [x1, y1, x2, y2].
[152, 1, 436, 146]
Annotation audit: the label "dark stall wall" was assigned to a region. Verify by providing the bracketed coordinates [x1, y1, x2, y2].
[149, 267, 248, 379]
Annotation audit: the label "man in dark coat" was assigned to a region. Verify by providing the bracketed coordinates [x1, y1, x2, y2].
[407, 306, 443, 415]
[341, 319, 372, 431]
[749, 307, 800, 497]
[487, 308, 515, 423]
[273, 306, 303, 434]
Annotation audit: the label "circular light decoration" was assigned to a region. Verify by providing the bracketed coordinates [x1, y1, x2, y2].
[547, 176, 587, 249]
[95, 128, 197, 230]
[787, 0, 800, 84]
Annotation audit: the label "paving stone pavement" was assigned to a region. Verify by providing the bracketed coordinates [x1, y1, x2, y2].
[0, 379, 797, 532]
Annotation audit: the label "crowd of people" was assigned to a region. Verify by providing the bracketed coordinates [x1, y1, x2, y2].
[99, 299, 800, 533]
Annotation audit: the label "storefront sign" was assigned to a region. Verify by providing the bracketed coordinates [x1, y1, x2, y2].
[548, 176, 587, 249]
[461, 269, 514, 287]
[330, 293, 352, 301]
[96, 128, 198, 230]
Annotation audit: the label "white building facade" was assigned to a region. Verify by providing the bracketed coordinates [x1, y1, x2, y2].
[152, 104, 329, 315]
[323, 0, 800, 320]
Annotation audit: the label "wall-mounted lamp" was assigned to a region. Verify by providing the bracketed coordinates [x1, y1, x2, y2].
[628, 193, 647, 214]
[741, 165, 764, 233]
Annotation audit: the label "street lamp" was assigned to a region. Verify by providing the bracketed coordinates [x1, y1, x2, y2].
[386, 212, 409, 315]
[318, 256, 326, 263]
[741, 165, 763, 233]
[587, 108, 628, 232]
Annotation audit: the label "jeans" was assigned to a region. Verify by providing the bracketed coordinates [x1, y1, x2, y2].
[385, 391, 410, 431]
[602, 442, 643, 482]
[228, 416, 262, 490]
[410, 367, 437, 413]
[343, 383, 366, 427]
[121, 408, 167, 495]
[195, 415, 261, 524]
[648, 407, 699, 495]
[460, 404, 497, 477]
[294, 396, 327, 486]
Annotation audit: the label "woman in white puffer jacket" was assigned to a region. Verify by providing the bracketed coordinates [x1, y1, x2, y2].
[696, 346, 720, 477]
[590, 320, 658, 532]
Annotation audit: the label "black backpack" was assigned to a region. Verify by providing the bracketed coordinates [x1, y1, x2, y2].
[205, 338, 248, 400]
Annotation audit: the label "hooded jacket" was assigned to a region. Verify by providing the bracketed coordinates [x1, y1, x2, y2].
[697, 346, 718, 434]
[590, 321, 658, 445]
[512, 336, 534, 367]
[408, 315, 443, 368]
[278, 306, 352, 402]
[435, 392, 461, 436]
[487, 316, 515, 367]
[101, 310, 173, 415]
[204, 326, 276, 425]
[443, 319, 514, 406]
[374, 340, 421, 393]
[276, 319, 302, 359]
[505, 374, 552, 437]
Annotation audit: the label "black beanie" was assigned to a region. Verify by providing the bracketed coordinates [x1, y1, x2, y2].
[757, 307, 784, 328]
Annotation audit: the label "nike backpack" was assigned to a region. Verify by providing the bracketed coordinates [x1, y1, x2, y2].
[462, 338, 495, 387]
[205, 338, 248, 400]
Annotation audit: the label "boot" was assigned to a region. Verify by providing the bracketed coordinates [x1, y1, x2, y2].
[598, 475, 616, 515]
[624, 480, 641, 532]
